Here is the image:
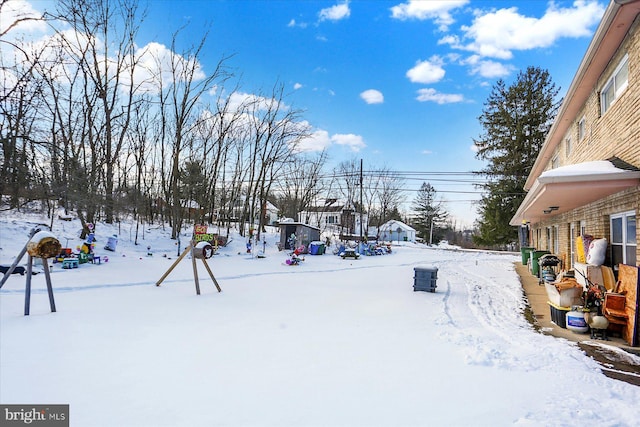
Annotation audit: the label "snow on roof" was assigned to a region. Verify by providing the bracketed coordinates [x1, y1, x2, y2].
[380, 220, 416, 232]
[538, 160, 640, 184]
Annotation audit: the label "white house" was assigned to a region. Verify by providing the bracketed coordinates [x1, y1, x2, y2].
[298, 202, 368, 235]
[378, 220, 416, 243]
[263, 201, 279, 226]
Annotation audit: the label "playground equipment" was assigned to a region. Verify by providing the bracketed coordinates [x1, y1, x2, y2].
[0, 228, 61, 315]
[156, 240, 221, 295]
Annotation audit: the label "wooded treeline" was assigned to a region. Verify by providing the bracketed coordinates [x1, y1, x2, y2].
[1, 0, 408, 241]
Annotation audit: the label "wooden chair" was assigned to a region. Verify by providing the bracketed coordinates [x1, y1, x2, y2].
[603, 292, 627, 326]
[602, 265, 639, 346]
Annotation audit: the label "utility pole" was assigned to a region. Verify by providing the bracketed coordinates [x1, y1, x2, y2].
[359, 158, 363, 242]
[429, 217, 434, 246]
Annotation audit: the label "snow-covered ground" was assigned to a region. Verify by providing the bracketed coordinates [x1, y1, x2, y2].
[1, 214, 639, 427]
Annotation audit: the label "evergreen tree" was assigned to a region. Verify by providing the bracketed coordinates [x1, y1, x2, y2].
[412, 182, 448, 243]
[473, 66, 560, 247]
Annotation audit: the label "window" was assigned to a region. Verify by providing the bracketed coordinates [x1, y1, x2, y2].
[551, 154, 559, 169]
[565, 137, 572, 158]
[601, 54, 629, 114]
[577, 117, 585, 141]
[610, 211, 636, 268]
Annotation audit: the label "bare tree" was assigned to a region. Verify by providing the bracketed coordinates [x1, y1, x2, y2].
[125, 98, 156, 243]
[0, 2, 49, 208]
[0, 59, 41, 208]
[237, 83, 311, 238]
[194, 84, 246, 227]
[49, 0, 147, 230]
[369, 167, 406, 231]
[154, 28, 231, 239]
[275, 151, 328, 221]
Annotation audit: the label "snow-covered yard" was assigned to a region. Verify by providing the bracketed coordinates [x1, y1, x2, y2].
[1, 215, 639, 426]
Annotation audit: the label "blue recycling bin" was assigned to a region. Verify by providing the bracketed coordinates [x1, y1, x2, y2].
[309, 241, 325, 255]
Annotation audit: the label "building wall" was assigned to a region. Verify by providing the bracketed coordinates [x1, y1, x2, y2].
[530, 16, 640, 269]
[531, 187, 639, 268]
[557, 16, 640, 169]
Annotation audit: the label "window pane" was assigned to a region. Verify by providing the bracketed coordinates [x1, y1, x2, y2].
[611, 217, 623, 243]
[611, 245, 623, 267]
[615, 61, 628, 93]
[602, 84, 614, 111]
[626, 215, 636, 245]
[578, 122, 584, 139]
[625, 246, 636, 266]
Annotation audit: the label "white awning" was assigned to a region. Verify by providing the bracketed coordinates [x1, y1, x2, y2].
[510, 160, 640, 226]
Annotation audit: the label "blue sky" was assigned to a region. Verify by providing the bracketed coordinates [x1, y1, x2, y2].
[4, 0, 608, 226]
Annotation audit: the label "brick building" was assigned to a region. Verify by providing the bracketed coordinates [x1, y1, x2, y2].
[511, 0, 640, 274]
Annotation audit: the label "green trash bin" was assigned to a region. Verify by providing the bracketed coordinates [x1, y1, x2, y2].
[531, 250, 551, 277]
[520, 247, 535, 265]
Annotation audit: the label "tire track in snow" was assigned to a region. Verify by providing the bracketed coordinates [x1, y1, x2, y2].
[456, 259, 527, 344]
[435, 255, 533, 368]
[434, 276, 456, 328]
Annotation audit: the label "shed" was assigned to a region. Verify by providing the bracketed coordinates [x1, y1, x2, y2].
[379, 220, 416, 243]
[278, 222, 321, 251]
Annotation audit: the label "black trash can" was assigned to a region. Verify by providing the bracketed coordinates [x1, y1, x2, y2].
[414, 266, 438, 292]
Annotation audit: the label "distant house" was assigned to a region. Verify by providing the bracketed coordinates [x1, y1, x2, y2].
[510, 0, 640, 272]
[378, 220, 416, 243]
[298, 201, 368, 235]
[262, 200, 279, 226]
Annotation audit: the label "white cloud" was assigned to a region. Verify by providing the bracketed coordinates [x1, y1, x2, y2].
[390, 0, 468, 30]
[421, 149, 433, 155]
[293, 82, 303, 90]
[208, 85, 219, 96]
[360, 89, 384, 104]
[318, 1, 351, 22]
[1, 0, 50, 68]
[331, 133, 366, 152]
[458, 1, 605, 59]
[295, 128, 366, 153]
[296, 129, 333, 152]
[288, 19, 308, 29]
[406, 56, 445, 84]
[133, 42, 206, 94]
[227, 91, 288, 113]
[415, 88, 464, 104]
[464, 55, 513, 78]
[0, 0, 47, 37]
